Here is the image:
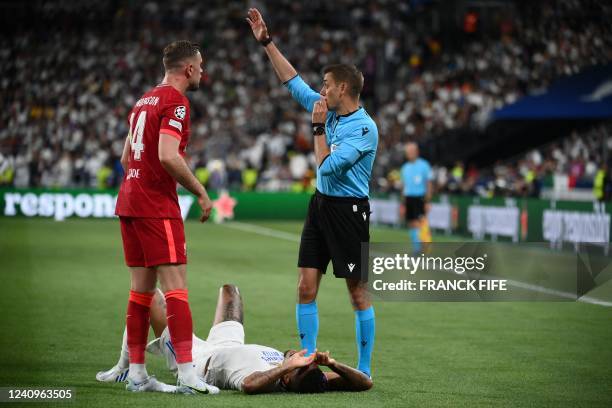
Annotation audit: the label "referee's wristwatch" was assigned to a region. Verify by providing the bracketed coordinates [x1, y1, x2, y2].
[312, 123, 325, 136]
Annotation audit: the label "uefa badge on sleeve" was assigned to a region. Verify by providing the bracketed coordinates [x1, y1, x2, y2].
[174, 106, 186, 120]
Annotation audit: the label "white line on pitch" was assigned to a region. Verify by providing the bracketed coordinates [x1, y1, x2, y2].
[224, 221, 300, 242]
[222, 222, 612, 307]
[502, 278, 612, 306]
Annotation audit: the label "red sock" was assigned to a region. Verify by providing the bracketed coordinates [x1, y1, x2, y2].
[126, 290, 154, 364]
[165, 289, 193, 364]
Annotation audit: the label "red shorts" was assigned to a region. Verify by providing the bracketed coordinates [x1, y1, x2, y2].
[120, 217, 187, 267]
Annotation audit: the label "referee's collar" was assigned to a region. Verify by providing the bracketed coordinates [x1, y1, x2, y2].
[337, 106, 363, 118]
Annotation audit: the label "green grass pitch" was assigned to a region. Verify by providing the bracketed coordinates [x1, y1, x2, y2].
[0, 217, 611, 407]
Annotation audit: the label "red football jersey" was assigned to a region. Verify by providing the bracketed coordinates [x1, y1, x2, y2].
[116, 84, 191, 219]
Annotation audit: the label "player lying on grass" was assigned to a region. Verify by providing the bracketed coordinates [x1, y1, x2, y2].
[97, 284, 373, 394]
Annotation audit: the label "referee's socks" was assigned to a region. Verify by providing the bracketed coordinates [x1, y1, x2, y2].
[296, 301, 319, 355]
[355, 306, 375, 377]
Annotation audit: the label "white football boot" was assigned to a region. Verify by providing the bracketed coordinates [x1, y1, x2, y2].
[126, 376, 177, 393]
[176, 376, 220, 395]
[96, 365, 129, 383]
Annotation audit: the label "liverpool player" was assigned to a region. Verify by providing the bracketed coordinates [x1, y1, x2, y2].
[114, 40, 217, 395]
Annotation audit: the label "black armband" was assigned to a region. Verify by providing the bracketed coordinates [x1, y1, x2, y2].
[260, 37, 272, 47]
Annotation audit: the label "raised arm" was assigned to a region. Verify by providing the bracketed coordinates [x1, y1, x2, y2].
[314, 351, 373, 392]
[247, 8, 296, 82]
[247, 8, 321, 112]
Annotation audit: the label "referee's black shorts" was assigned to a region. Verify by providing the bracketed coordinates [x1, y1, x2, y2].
[404, 196, 426, 222]
[298, 190, 370, 281]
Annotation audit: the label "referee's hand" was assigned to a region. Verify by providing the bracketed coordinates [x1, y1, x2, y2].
[312, 99, 328, 124]
[246, 8, 269, 42]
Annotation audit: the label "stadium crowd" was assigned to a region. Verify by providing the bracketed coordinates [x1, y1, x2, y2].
[0, 0, 611, 198]
[416, 123, 612, 200]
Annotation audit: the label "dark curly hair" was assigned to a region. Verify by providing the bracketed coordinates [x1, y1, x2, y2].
[291, 365, 328, 394]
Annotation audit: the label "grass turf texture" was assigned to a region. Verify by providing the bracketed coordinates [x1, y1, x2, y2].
[0, 217, 610, 408]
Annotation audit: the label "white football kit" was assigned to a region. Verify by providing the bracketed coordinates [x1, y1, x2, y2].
[146, 321, 285, 392]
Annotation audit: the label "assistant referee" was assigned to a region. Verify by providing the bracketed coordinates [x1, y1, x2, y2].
[400, 142, 433, 254]
[247, 8, 378, 378]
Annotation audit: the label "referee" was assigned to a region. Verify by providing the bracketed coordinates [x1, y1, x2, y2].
[400, 142, 433, 254]
[247, 8, 378, 378]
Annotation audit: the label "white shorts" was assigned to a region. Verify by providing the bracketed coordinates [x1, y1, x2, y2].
[194, 320, 245, 375]
[147, 320, 245, 376]
[205, 320, 245, 347]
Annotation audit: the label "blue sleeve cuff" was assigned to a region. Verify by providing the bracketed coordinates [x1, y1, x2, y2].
[318, 154, 334, 176]
[318, 154, 330, 169]
[283, 74, 299, 86]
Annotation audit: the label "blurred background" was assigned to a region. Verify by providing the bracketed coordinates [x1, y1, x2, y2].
[0, 0, 610, 199]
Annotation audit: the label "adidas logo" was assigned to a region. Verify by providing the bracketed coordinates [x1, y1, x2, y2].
[348, 263, 356, 272]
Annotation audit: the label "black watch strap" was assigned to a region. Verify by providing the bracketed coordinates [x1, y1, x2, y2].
[312, 123, 325, 135]
[260, 37, 272, 47]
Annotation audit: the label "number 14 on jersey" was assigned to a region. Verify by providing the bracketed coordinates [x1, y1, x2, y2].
[129, 111, 146, 161]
